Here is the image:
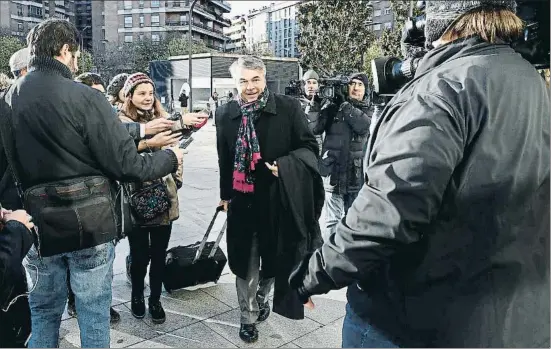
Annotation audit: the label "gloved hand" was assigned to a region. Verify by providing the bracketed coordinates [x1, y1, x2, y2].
[288, 252, 314, 304]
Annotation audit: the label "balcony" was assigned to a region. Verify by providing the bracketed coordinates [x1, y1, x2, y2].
[210, 0, 231, 13]
[165, 20, 228, 40]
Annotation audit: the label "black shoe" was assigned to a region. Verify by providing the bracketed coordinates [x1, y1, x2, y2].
[67, 299, 77, 317]
[131, 296, 145, 319]
[148, 299, 166, 324]
[110, 307, 121, 324]
[257, 301, 270, 322]
[125, 255, 132, 285]
[239, 324, 258, 343]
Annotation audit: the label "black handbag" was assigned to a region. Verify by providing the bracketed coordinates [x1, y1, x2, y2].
[127, 179, 171, 222]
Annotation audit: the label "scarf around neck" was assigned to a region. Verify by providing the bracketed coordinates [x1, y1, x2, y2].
[232, 89, 270, 193]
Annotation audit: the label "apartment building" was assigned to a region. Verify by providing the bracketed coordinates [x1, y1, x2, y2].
[0, 0, 75, 39]
[369, 0, 396, 37]
[223, 15, 246, 53]
[94, 0, 231, 52]
[246, 0, 300, 58]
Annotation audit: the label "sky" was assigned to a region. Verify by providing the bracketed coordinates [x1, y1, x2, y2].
[227, 1, 275, 17]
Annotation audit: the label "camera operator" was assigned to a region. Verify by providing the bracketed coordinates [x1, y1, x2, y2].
[313, 73, 371, 242]
[299, 70, 323, 154]
[290, 1, 550, 347]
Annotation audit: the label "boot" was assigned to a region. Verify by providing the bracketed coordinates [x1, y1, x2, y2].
[110, 307, 121, 323]
[131, 295, 145, 319]
[257, 301, 270, 322]
[239, 323, 258, 343]
[148, 298, 166, 324]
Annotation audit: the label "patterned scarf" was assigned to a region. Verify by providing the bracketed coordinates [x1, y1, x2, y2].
[232, 89, 270, 193]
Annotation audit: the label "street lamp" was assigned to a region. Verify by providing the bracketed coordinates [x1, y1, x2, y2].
[189, 0, 199, 112]
[80, 25, 91, 69]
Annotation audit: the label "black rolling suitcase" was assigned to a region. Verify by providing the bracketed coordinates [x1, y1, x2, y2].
[163, 206, 227, 292]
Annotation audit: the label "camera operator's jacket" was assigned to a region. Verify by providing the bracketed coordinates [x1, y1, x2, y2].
[293, 36, 550, 347]
[313, 98, 371, 195]
[299, 96, 323, 154]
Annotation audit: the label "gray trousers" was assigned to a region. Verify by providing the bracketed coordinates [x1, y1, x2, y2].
[235, 232, 275, 324]
[322, 176, 358, 241]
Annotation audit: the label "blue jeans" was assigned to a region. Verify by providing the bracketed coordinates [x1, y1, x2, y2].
[342, 303, 399, 348]
[323, 189, 358, 242]
[24, 242, 115, 348]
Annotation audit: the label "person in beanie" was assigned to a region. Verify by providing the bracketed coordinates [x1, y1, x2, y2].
[9, 47, 30, 79]
[312, 72, 372, 242]
[290, 1, 549, 347]
[299, 69, 323, 154]
[106, 73, 128, 111]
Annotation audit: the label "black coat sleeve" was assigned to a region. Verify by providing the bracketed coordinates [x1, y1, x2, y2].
[297, 93, 466, 296]
[0, 221, 33, 299]
[215, 108, 233, 201]
[123, 122, 142, 142]
[82, 92, 177, 182]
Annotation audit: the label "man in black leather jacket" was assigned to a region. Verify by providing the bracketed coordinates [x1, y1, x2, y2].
[291, 1, 550, 347]
[312, 73, 372, 242]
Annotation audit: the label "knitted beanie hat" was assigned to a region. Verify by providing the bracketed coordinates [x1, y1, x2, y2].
[425, 0, 517, 48]
[349, 72, 369, 87]
[122, 72, 155, 97]
[302, 69, 319, 81]
[106, 73, 128, 98]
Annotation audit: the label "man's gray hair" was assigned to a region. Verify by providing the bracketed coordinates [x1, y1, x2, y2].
[9, 47, 30, 74]
[229, 55, 266, 79]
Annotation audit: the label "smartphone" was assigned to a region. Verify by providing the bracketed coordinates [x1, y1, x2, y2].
[179, 136, 194, 149]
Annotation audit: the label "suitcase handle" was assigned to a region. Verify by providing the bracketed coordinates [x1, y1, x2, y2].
[193, 206, 226, 263]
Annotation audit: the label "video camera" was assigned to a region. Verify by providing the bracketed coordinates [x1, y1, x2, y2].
[371, 0, 550, 96]
[318, 75, 350, 100]
[284, 79, 302, 97]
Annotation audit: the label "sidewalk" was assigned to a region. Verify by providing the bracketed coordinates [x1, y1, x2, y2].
[59, 120, 346, 348]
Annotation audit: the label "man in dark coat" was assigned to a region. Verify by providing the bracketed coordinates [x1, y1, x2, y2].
[313, 73, 372, 241]
[216, 55, 320, 343]
[291, 1, 550, 347]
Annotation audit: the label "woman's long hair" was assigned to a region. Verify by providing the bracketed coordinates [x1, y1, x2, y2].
[120, 83, 168, 123]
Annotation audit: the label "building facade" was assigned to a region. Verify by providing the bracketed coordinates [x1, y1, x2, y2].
[0, 0, 75, 39]
[246, 0, 300, 58]
[368, 0, 396, 37]
[223, 14, 246, 53]
[95, 0, 231, 52]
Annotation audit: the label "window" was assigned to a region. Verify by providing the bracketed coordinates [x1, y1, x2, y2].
[124, 0, 132, 10]
[152, 33, 160, 42]
[28, 5, 43, 18]
[384, 22, 392, 29]
[139, 15, 144, 26]
[16, 4, 23, 16]
[139, 34, 145, 41]
[374, 9, 382, 16]
[139, 0, 145, 8]
[179, 14, 187, 23]
[125, 35, 133, 43]
[384, 7, 392, 15]
[372, 23, 381, 31]
[17, 21, 24, 32]
[124, 16, 133, 28]
[151, 14, 160, 26]
[151, 0, 160, 8]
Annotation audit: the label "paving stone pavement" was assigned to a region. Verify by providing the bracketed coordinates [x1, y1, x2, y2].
[59, 120, 347, 348]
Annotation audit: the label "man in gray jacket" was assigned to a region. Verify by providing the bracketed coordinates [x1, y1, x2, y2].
[290, 1, 550, 347]
[299, 69, 323, 153]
